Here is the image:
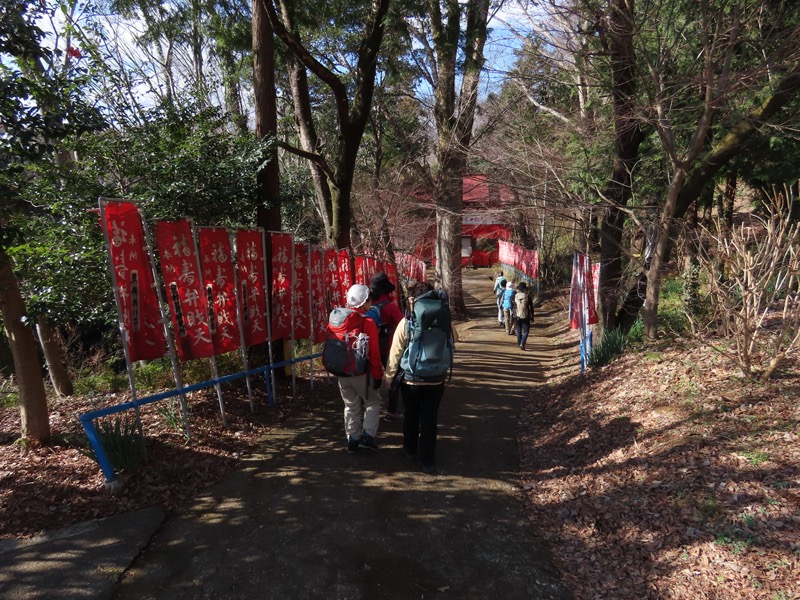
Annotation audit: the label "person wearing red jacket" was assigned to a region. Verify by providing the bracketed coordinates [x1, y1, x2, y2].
[331, 284, 385, 454]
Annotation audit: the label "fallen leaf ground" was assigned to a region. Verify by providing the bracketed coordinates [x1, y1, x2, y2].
[0, 376, 332, 540]
[1, 296, 798, 599]
[520, 297, 800, 599]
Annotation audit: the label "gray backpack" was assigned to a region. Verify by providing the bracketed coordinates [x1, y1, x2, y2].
[514, 291, 530, 320]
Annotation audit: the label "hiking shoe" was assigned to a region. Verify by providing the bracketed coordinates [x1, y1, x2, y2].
[347, 436, 360, 454]
[404, 449, 417, 461]
[421, 463, 437, 474]
[359, 432, 379, 450]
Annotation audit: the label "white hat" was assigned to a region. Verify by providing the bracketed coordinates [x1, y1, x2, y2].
[346, 284, 370, 308]
[506, 281, 513, 289]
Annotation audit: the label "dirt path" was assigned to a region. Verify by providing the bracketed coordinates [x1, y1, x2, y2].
[113, 268, 570, 599]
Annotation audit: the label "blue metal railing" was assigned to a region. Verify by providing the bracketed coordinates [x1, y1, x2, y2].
[80, 352, 323, 482]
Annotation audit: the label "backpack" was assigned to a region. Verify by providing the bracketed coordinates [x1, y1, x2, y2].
[496, 277, 507, 297]
[322, 308, 369, 377]
[515, 291, 530, 320]
[400, 292, 453, 383]
[365, 300, 392, 362]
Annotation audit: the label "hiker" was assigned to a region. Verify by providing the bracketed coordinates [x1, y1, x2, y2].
[325, 283, 384, 454]
[492, 271, 507, 327]
[367, 271, 404, 421]
[514, 281, 535, 351]
[385, 281, 457, 474]
[501, 280, 516, 335]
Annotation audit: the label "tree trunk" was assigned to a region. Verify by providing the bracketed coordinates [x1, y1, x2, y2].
[284, 54, 333, 238]
[36, 319, 73, 397]
[252, 0, 281, 233]
[721, 170, 736, 241]
[221, 48, 247, 134]
[643, 172, 686, 339]
[265, 0, 390, 250]
[596, 0, 646, 331]
[434, 159, 466, 317]
[0, 250, 49, 442]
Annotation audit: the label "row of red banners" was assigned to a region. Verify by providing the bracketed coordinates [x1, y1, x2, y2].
[395, 252, 427, 283]
[498, 240, 539, 279]
[101, 201, 401, 364]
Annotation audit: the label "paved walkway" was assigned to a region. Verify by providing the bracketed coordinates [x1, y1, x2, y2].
[2, 269, 571, 600]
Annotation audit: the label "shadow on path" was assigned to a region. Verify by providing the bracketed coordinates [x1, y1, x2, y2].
[113, 269, 570, 600]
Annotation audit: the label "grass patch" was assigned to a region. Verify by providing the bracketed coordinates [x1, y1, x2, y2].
[740, 449, 769, 465]
[76, 415, 145, 474]
[589, 328, 628, 368]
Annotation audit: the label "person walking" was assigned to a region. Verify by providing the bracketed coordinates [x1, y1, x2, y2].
[492, 271, 507, 327]
[513, 281, 534, 351]
[385, 281, 455, 474]
[368, 272, 404, 421]
[501, 281, 516, 335]
[326, 283, 384, 454]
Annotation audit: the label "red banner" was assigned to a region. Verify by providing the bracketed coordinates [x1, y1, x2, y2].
[270, 232, 293, 340]
[354, 255, 367, 285]
[235, 230, 268, 347]
[365, 256, 376, 282]
[101, 201, 166, 362]
[498, 240, 539, 279]
[324, 248, 342, 309]
[569, 252, 599, 329]
[198, 227, 240, 354]
[292, 243, 311, 339]
[337, 249, 351, 302]
[385, 262, 399, 303]
[154, 220, 214, 361]
[310, 248, 328, 343]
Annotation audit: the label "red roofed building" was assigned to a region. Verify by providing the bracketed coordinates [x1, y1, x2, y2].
[461, 174, 511, 267]
[404, 174, 512, 268]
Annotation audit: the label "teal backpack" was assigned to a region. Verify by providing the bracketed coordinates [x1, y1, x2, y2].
[400, 292, 453, 383]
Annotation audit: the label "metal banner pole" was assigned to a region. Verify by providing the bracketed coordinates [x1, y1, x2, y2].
[262, 229, 277, 406]
[98, 199, 147, 462]
[141, 217, 191, 440]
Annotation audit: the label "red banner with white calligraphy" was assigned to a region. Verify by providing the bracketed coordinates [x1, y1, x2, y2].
[292, 243, 311, 339]
[270, 233, 293, 340]
[324, 248, 342, 309]
[235, 230, 268, 347]
[337, 249, 352, 302]
[354, 255, 367, 285]
[197, 227, 240, 355]
[154, 219, 214, 361]
[101, 200, 166, 362]
[310, 248, 328, 343]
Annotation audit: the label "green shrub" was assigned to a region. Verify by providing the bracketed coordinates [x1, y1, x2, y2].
[157, 398, 187, 433]
[78, 415, 144, 473]
[626, 317, 644, 344]
[0, 377, 19, 408]
[73, 365, 128, 395]
[589, 328, 628, 367]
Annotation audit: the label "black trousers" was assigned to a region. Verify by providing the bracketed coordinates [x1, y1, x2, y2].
[401, 382, 445, 467]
